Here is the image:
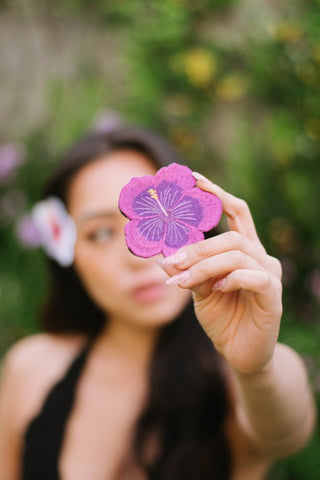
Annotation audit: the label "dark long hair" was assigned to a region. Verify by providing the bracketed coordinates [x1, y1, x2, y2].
[41, 126, 232, 479]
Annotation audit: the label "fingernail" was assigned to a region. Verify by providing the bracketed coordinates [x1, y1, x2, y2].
[192, 171, 211, 183]
[212, 278, 226, 291]
[166, 270, 190, 286]
[157, 250, 187, 267]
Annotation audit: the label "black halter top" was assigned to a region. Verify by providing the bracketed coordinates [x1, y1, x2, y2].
[22, 343, 91, 480]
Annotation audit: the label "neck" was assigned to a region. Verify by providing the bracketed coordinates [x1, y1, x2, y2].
[96, 316, 160, 374]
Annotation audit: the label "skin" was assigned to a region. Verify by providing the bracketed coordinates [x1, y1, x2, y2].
[0, 150, 316, 480]
[69, 150, 191, 332]
[158, 176, 316, 461]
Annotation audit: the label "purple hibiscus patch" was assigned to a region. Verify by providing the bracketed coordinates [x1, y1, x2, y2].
[118, 163, 222, 258]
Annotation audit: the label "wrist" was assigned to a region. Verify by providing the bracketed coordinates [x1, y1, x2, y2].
[230, 353, 277, 384]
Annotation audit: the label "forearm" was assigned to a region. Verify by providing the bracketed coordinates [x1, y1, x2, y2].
[230, 342, 316, 457]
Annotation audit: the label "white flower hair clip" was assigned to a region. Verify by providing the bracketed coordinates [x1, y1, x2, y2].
[31, 197, 77, 267]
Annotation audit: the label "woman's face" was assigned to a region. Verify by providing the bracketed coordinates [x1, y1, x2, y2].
[67, 149, 190, 329]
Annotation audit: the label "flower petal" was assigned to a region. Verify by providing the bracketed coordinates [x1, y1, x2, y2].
[133, 189, 163, 218]
[15, 214, 41, 248]
[137, 216, 166, 242]
[178, 188, 222, 231]
[165, 220, 189, 249]
[171, 195, 203, 227]
[32, 197, 76, 267]
[157, 181, 183, 211]
[118, 174, 155, 219]
[163, 222, 204, 257]
[155, 163, 196, 197]
[124, 219, 164, 258]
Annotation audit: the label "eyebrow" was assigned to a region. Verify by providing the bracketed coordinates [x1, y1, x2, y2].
[77, 209, 119, 225]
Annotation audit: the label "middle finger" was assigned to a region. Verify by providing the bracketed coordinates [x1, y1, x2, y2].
[165, 249, 263, 290]
[159, 231, 277, 277]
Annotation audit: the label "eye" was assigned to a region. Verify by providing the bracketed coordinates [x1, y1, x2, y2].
[87, 227, 113, 244]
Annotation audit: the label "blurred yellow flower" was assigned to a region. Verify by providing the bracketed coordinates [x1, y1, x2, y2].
[169, 126, 197, 152]
[182, 48, 218, 88]
[273, 21, 303, 43]
[164, 94, 192, 117]
[305, 117, 320, 142]
[214, 74, 248, 102]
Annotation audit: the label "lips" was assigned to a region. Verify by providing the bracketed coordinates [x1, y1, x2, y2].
[131, 280, 166, 303]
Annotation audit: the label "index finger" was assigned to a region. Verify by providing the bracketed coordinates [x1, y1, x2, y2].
[192, 172, 264, 249]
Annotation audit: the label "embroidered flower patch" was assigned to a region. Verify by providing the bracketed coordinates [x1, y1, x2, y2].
[118, 163, 222, 258]
[32, 197, 76, 266]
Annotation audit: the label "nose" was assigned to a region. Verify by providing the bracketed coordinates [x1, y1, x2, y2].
[119, 232, 155, 270]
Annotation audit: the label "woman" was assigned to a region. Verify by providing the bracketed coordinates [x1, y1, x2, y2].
[0, 126, 315, 480]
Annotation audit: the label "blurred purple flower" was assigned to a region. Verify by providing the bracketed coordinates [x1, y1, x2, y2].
[92, 110, 123, 133]
[15, 214, 41, 248]
[0, 144, 26, 184]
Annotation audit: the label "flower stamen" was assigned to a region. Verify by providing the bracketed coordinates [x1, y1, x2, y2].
[148, 188, 168, 216]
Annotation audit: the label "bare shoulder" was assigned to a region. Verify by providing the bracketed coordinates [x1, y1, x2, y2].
[0, 333, 88, 433]
[1, 333, 87, 388]
[3, 332, 86, 370]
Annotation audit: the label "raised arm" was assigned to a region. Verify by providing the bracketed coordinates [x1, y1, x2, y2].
[229, 342, 315, 457]
[158, 174, 315, 458]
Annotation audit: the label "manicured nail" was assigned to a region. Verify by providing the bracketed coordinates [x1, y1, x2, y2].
[212, 278, 226, 291]
[157, 250, 187, 267]
[192, 171, 211, 183]
[166, 270, 190, 286]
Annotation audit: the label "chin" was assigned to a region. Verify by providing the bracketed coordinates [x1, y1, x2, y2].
[125, 291, 191, 329]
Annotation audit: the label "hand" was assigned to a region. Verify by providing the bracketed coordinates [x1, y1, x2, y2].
[158, 175, 283, 375]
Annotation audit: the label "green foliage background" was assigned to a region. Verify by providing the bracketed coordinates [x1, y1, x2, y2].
[1, 0, 320, 477]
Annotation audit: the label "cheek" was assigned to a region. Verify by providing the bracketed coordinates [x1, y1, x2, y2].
[73, 242, 122, 310]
